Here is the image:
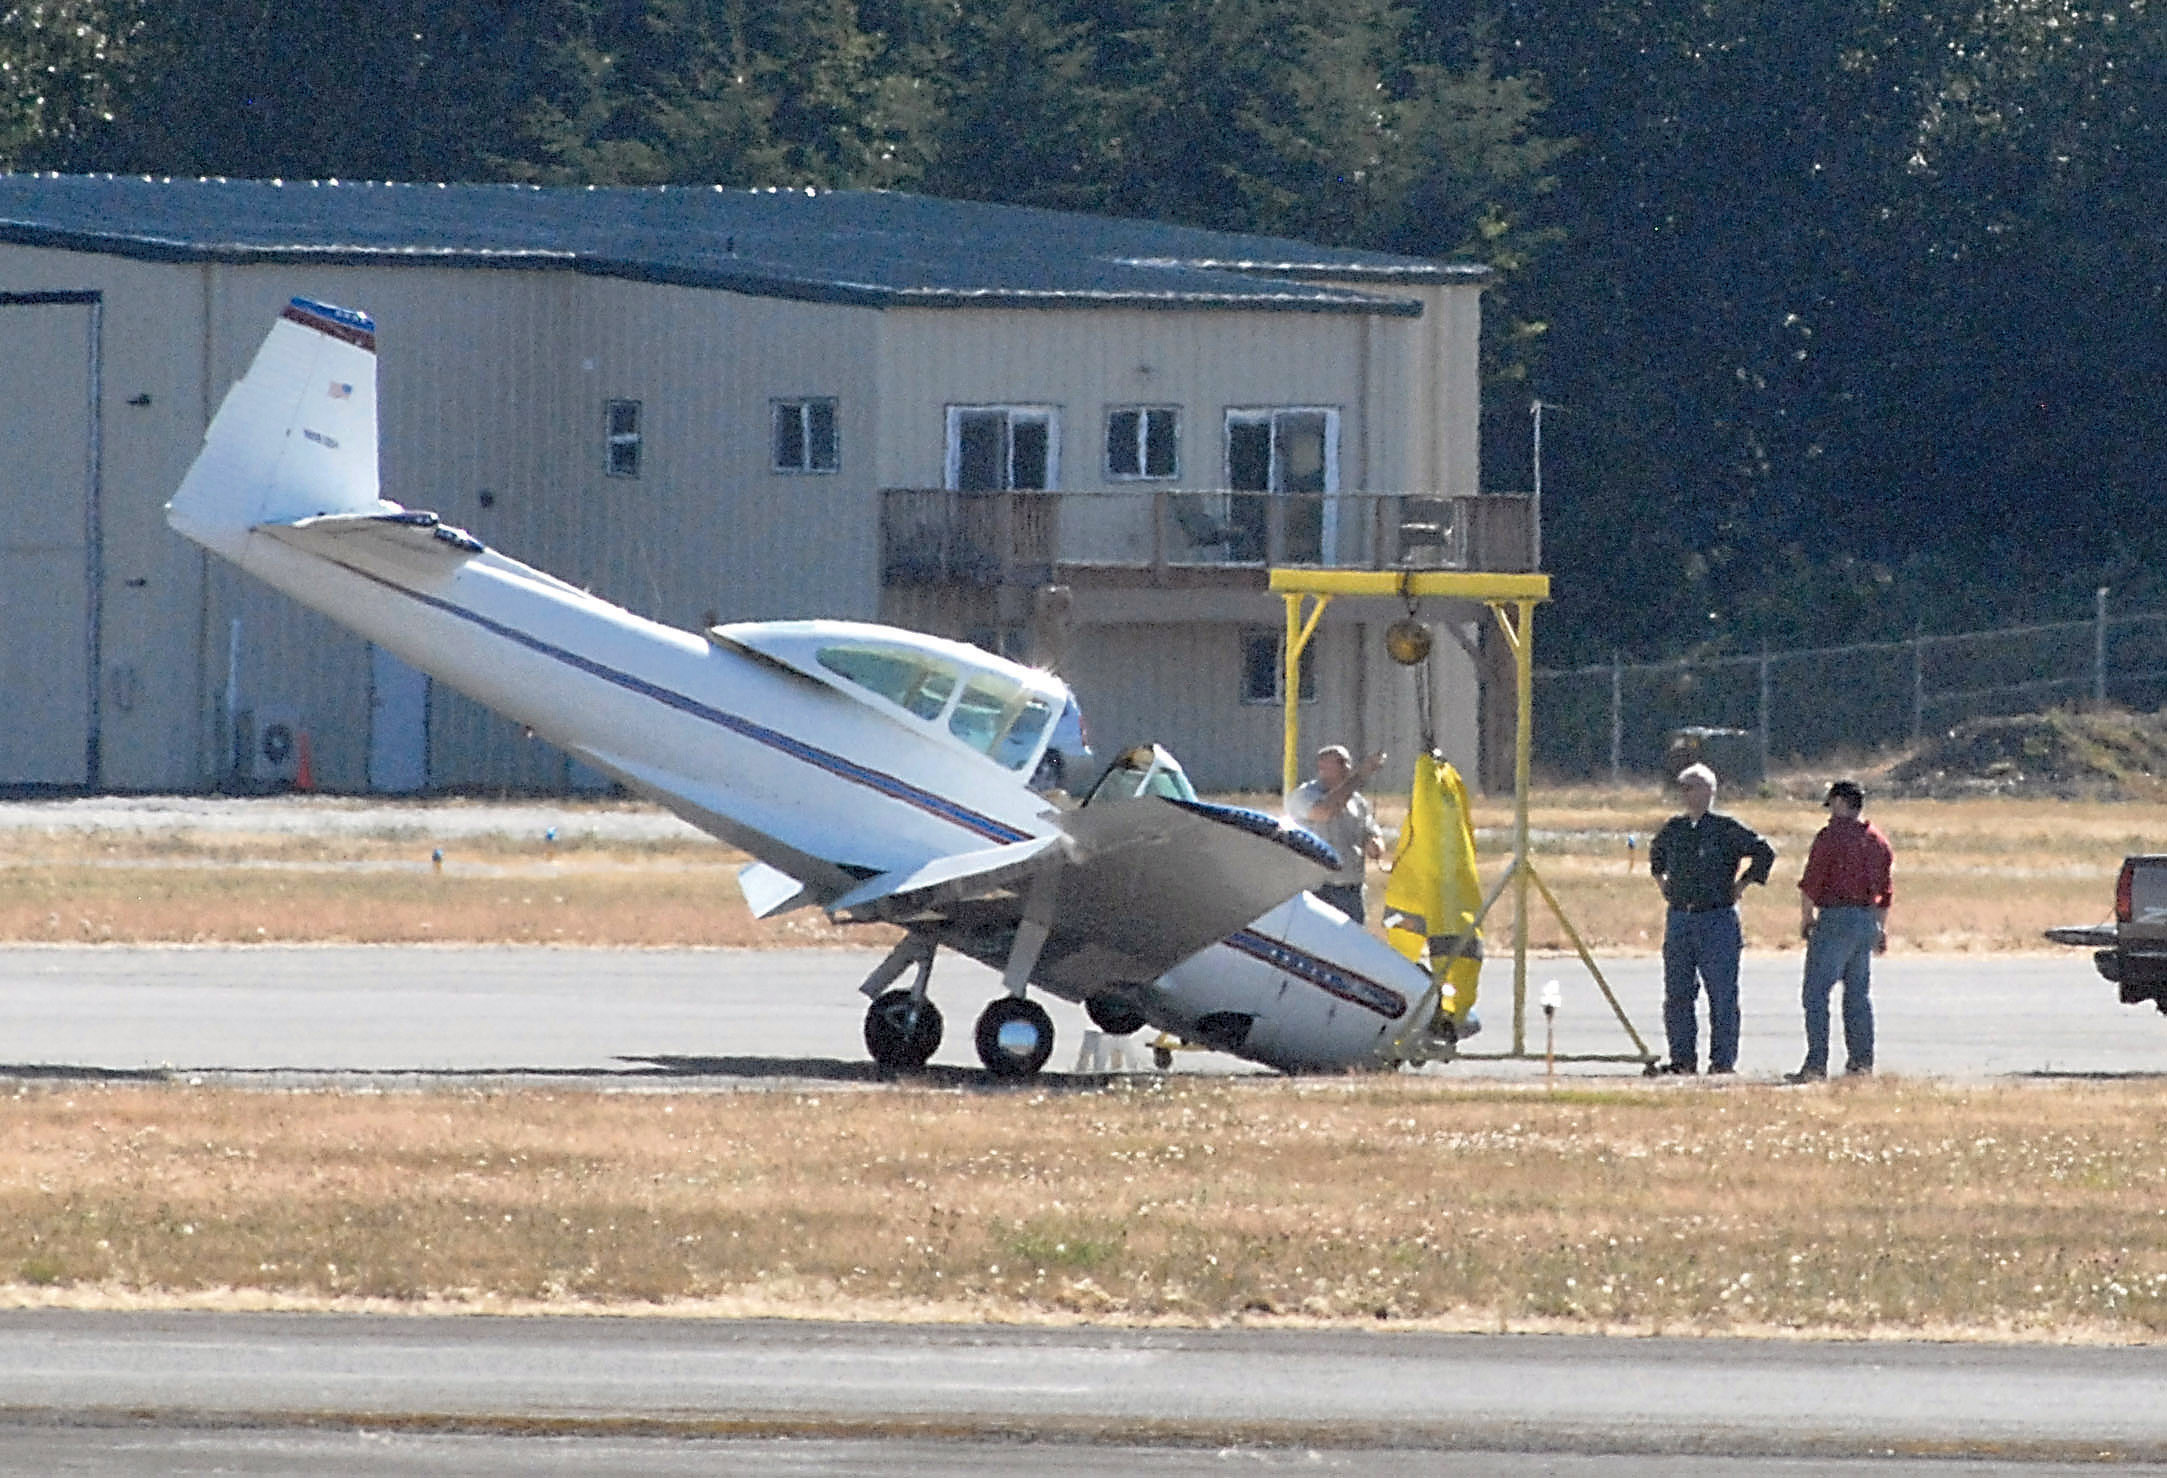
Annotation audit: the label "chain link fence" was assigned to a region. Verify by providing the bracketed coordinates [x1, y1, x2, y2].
[1534, 603, 2167, 781]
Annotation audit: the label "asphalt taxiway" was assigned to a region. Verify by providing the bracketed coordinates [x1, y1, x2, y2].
[4, 1312, 2167, 1474]
[0, 943, 2149, 1083]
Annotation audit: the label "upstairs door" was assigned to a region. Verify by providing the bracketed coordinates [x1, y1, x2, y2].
[944, 405, 1061, 579]
[0, 295, 99, 788]
[945, 405, 1059, 491]
[1226, 408, 1338, 564]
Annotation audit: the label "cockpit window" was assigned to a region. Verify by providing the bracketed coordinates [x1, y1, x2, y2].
[817, 639, 1057, 772]
[817, 644, 958, 720]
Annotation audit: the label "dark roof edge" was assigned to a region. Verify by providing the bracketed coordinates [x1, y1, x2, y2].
[0, 222, 1429, 315]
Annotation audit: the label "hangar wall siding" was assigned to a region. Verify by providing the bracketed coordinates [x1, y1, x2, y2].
[0, 232, 1493, 797]
[0, 247, 899, 794]
[0, 251, 215, 793]
[871, 298, 1480, 498]
[0, 292, 98, 788]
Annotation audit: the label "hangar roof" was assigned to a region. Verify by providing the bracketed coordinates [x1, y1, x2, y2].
[0, 174, 1487, 315]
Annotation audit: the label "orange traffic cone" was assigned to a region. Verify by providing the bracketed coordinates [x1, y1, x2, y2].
[295, 731, 315, 792]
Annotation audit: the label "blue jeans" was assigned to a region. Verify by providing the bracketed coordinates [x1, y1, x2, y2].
[1663, 907, 1742, 1071]
[1802, 906, 1878, 1074]
[1315, 882, 1365, 925]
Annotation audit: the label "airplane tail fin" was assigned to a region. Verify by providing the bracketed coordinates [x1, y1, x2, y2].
[167, 298, 395, 551]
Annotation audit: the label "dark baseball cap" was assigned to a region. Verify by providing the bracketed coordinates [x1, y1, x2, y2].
[1825, 779, 1865, 806]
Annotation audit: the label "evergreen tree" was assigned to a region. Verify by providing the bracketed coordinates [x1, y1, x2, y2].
[517, 0, 936, 188]
[916, 0, 1114, 211]
[72, 0, 545, 179]
[0, 0, 138, 169]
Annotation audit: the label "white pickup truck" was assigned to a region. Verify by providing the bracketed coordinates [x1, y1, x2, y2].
[2046, 855, 2167, 1016]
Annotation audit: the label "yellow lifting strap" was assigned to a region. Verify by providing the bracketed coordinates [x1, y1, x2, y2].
[1382, 753, 1484, 1024]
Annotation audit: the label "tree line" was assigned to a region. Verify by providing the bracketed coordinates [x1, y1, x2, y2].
[5, 0, 2160, 665]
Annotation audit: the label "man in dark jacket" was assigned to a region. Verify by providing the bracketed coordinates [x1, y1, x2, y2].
[1647, 763, 1777, 1074]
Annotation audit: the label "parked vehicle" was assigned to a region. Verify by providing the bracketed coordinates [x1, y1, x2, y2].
[2046, 856, 2167, 1015]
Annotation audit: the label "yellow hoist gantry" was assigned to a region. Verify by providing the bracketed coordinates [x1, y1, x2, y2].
[1269, 567, 1655, 1069]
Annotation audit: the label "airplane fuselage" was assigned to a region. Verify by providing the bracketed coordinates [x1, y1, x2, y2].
[168, 298, 1434, 1075]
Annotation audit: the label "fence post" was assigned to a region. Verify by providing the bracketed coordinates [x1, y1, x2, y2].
[1758, 648, 1771, 782]
[1911, 622, 1925, 746]
[1609, 653, 1623, 786]
[2096, 586, 2110, 707]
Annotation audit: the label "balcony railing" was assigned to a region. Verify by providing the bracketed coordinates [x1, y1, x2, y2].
[880, 489, 1537, 587]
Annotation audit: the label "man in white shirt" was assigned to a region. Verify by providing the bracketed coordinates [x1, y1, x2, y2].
[1288, 744, 1386, 923]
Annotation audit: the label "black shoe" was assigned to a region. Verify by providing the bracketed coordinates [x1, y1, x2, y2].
[1844, 1063, 1874, 1077]
[1707, 1064, 1736, 1075]
[1783, 1067, 1827, 1084]
[1659, 1060, 1698, 1076]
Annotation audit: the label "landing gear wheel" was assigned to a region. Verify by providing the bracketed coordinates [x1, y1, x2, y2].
[1085, 995, 1148, 1037]
[864, 989, 942, 1072]
[1152, 1045, 1174, 1071]
[975, 996, 1055, 1078]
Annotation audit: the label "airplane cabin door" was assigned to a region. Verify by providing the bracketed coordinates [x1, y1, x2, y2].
[367, 644, 430, 792]
[0, 294, 99, 789]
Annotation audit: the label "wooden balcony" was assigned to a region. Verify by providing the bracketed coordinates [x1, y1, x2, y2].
[879, 489, 1538, 590]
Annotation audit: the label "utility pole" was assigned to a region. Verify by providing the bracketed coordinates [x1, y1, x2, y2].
[1609, 652, 1623, 786]
[2096, 586, 2110, 707]
[1530, 399, 1545, 570]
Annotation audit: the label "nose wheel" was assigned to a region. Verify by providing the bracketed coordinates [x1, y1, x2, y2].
[864, 988, 943, 1072]
[975, 996, 1055, 1077]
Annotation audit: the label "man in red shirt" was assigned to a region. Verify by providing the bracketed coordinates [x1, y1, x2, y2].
[1786, 778, 1894, 1082]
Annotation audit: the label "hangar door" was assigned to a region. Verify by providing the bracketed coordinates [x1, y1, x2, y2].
[0, 294, 99, 788]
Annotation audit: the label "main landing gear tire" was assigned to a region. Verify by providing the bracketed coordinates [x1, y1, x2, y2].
[864, 989, 943, 1072]
[975, 996, 1055, 1078]
[1085, 994, 1148, 1038]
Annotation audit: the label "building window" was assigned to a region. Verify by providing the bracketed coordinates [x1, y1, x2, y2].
[1240, 627, 1318, 705]
[1106, 406, 1180, 480]
[946, 406, 1058, 490]
[773, 398, 839, 473]
[606, 399, 642, 478]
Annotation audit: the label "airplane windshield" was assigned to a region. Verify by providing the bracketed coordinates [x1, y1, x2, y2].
[951, 673, 1056, 771]
[996, 694, 1056, 769]
[817, 643, 958, 720]
[1083, 744, 1199, 805]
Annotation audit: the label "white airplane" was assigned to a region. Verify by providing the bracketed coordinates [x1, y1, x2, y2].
[168, 298, 1448, 1077]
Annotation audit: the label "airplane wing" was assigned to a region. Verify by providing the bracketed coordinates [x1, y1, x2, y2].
[829, 797, 1335, 989]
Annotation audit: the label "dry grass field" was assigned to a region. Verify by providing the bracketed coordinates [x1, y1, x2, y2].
[0, 787, 2147, 950]
[0, 829, 882, 948]
[2, 788, 2162, 1338]
[1482, 786, 2147, 955]
[4, 1075, 2165, 1339]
